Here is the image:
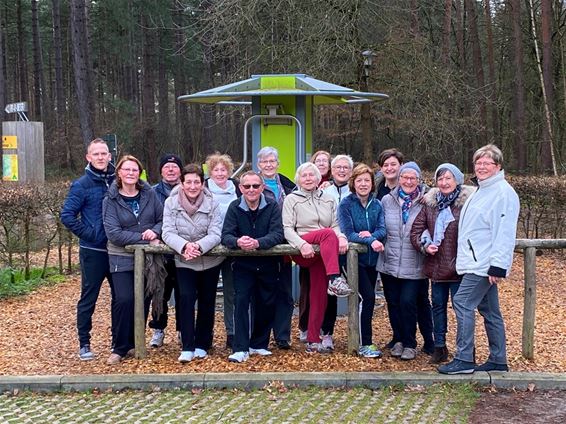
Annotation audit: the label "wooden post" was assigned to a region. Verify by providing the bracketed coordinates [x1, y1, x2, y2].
[347, 249, 360, 354]
[521, 246, 537, 359]
[134, 248, 147, 359]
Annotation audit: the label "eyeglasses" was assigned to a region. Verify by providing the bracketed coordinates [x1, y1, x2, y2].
[314, 159, 329, 165]
[399, 175, 417, 182]
[333, 165, 351, 171]
[120, 168, 140, 173]
[474, 161, 497, 168]
[241, 184, 262, 189]
[259, 160, 277, 165]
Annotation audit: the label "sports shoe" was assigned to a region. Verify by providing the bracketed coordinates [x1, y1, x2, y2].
[79, 345, 95, 361]
[106, 353, 123, 365]
[228, 351, 249, 363]
[194, 348, 208, 359]
[327, 276, 353, 297]
[401, 347, 417, 360]
[321, 334, 334, 350]
[178, 351, 195, 363]
[305, 342, 332, 354]
[359, 344, 383, 358]
[475, 361, 509, 372]
[430, 346, 449, 364]
[249, 348, 272, 356]
[390, 342, 404, 357]
[438, 359, 476, 375]
[276, 340, 291, 350]
[298, 330, 308, 343]
[150, 329, 165, 348]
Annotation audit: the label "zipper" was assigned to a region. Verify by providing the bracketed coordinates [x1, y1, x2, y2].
[467, 239, 478, 262]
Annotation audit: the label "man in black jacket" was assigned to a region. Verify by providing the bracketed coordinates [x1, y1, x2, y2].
[221, 171, 284, 363]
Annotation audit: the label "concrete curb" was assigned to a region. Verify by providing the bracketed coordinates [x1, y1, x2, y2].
[1, 372, 566, 393]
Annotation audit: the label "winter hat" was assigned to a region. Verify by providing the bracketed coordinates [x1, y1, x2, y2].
[435, 163, 464, 185]
[398, 161, 421, 180]
[159, 154, 183, 172]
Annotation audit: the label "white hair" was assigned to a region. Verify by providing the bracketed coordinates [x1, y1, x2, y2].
[331, 154, 354, 169]
[294, 162, 321, 186]
[257, 146, 279, 162]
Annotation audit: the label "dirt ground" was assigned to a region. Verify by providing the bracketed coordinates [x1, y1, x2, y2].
[469, 389, 566, 423]
[0, 251, 565, 376]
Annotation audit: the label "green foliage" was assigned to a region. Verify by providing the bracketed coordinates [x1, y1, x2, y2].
[0, 267, 65, 299]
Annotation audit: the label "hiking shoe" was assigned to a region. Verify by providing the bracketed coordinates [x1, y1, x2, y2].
[79, 345, 95, 361]
[359, 344, 383, 358]
[438, 359, 476, 374]
[475, 361, 509, 372]
[194, 348, 208, 359]
[390, 342, 404, 357]
[228, 351, 249, 363]
[298, 330, 308, 343]
[401, 347, 417, 360]
[178, 351, 194, 363]
[276, 340, 291, 350]
[249, 348, 272, 356]
[106, 353, 123, 365]
[327, 276, 353, 297]
[321, 334, 334, 350]
[150, 329, 165, 348]
[430, 346, 449, 364]
[305, 342, 332, 354]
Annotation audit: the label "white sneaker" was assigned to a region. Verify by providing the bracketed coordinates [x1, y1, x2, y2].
[321, 334, 334, 350]
[299, 330, 308, 343]
[150, 329, 165, 348]
[249, 347, 272, 356]
[178, 351, 194, 363]
[228, 351, 250, 363]
[327, 276, 354, 297]
[194, 348, 208, 359]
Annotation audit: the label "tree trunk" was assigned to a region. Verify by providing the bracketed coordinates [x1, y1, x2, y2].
[540, 0, 555, 172]
[70, 0, 95, 145]
[0, 5, 6, 122]
[509, 0, 527, 171]
[141, 14, 158, 181]
[441, 0, 452, 65]
[157, 28, 170, 155]
[17, 0, 29, 102]
[31, 0, 47, 121]
[483, 0, 499, 140]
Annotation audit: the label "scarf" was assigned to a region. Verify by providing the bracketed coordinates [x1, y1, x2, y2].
[433, 186, 461, 245]
[398, 187, 420, 224]
[178, 187, 205, 217]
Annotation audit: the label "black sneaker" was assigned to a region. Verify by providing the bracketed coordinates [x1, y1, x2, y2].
[276, 340, 291, 350]
[437, 359, 476, 374]
[475, 361, 509, 372]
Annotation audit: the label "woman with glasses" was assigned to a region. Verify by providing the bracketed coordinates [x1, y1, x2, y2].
[376, 161, 433, 361]
[162, 164, 224, 363]
[310, 150, 332, 188]
[256, 146, 296, 349]
[103, 155, 163, 365]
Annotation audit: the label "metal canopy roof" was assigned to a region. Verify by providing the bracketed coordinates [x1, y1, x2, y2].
[178, 74, 389, 105]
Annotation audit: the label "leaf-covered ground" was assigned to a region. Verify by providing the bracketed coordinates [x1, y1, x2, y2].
[0, 252, 564, 375]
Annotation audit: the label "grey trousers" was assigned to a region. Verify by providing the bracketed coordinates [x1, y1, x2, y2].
[453, 273, 507, 365]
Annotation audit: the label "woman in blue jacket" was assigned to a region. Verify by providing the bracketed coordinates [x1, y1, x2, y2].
[338, 164, 386, 358]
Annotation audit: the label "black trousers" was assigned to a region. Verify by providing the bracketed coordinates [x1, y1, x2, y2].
[271, 260, 293, 342]
[233, 262, 279, 352]
[77, 247, 114, 347]
[110, 271, 151, 356]
[148, 256, 180, 331]
[176, 265, 221, 352]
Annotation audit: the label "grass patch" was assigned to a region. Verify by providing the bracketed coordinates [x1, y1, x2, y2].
[0, 267, 66, 299]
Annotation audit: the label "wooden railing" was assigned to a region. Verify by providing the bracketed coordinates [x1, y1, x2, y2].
[126, 239, 566, 360]
[126, 243, 367, 359]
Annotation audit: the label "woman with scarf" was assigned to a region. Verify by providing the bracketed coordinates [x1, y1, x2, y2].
[204, 153, 241, 350]
[162, 164, 224, 363]
[410, 164, 475, 364]
[376, 161, 433, 361]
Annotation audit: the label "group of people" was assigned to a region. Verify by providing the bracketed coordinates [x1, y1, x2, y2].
[61, 138, 519, 373]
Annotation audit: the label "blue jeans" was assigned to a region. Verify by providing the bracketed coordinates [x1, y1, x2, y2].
[358, 266, 378, 346]
[431, 281, 460, 347]
[453, 273, 507, 364]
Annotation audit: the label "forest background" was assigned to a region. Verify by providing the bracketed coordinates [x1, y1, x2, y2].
[0, 0, 565, 182]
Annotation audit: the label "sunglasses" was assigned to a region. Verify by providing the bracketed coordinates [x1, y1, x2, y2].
[241, 184, 262, 189]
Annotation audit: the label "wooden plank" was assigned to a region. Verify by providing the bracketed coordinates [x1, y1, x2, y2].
[133, 248, 147, 359]
[521, 246, 537, 360]
[515, 239, 566, 249]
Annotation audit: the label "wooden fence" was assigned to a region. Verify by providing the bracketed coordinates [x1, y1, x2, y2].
[127, 239, 566, 360]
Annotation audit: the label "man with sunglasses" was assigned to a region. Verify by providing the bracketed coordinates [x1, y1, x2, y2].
[221, 171, 284, 363]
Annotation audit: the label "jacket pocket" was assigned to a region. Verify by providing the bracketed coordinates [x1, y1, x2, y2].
[467, 239, 478, 262]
